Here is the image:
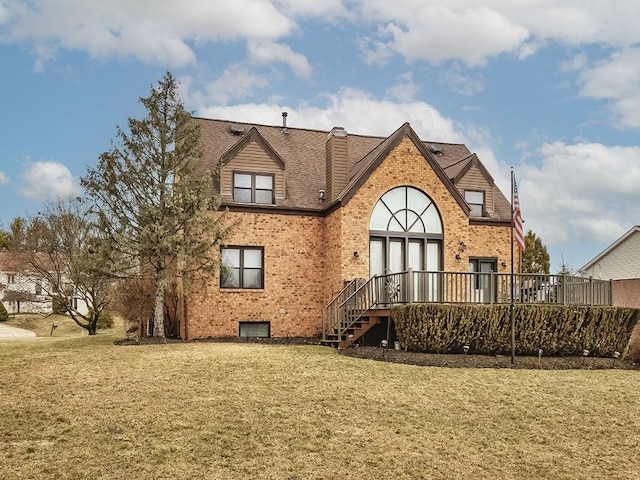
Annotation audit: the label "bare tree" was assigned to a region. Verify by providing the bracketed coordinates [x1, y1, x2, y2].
[13, 198, 111, 334]
[82, 72, 232, 338]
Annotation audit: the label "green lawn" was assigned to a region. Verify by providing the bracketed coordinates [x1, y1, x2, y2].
[1, 329, 639, 479]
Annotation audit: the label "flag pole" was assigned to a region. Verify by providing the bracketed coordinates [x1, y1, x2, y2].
[510, 168, 516, 365]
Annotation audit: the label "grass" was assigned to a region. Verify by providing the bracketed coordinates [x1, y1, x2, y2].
[4, 313, 124, 338]
[1, 328, 639, 479]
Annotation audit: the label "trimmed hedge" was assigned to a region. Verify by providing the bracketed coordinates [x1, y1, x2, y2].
[0, 302, 8, 322]
[393, 304, 639, 357]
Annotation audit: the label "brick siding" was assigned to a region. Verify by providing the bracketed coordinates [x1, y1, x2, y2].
[182, 137, 514, 339]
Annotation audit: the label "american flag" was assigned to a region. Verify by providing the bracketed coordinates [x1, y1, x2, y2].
[513, 173, 525, 251]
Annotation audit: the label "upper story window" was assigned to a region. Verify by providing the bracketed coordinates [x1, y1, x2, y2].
[465, 190, 485, 217]
[233, 172, 274, 204]
[221, 246, 264, 289]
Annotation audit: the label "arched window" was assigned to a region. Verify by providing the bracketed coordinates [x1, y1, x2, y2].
[369, 186, 443, 277]
[370, 186, 442, 234]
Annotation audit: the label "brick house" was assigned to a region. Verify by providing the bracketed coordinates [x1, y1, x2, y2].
[179, 115, 517, 341]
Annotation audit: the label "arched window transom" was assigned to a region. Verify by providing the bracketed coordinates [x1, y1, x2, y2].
[370, 186, 442, 234]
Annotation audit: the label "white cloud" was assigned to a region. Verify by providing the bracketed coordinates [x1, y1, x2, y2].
[4, 1, 640, 73]
[561, 52, 589, 73]
[0, 171, 8, 185]
[519, 141, 640, 247]
[438, 64, 484, 96]
[248, 40, 313, 78]
[376, 6, 529, 66]
[356, 1, 640, 66]
[576, 48, 640, 128]
[2, 0, 293, 67]
[180, 65, 269, 106]
[20, 161, 81, 201]
[386, 72, 419, 102]
[275, 0, 349, 18]
[197, 87, 466, 143]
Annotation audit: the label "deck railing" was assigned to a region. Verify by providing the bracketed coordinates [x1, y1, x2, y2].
[322, 270, 612, 342]
[371, 270, 612, 306]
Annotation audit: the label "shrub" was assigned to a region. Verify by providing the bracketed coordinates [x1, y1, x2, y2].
[96, 310, 115, 330]
[627, 320, 640, 363]
[393, 304, 639, 357]
[0, 302, 8, 322]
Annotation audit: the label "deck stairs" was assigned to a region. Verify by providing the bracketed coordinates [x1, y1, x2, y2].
[322, 276, 393, 348]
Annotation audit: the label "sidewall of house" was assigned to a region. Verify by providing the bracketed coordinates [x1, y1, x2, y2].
[184, 211, 326, 339]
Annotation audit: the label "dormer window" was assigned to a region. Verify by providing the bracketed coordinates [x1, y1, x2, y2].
[465, 190, 485, 217]
[233, 172, 274, 204]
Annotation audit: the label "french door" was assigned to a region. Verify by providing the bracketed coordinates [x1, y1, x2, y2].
[469, 258, 497, 302]
[370, 236, 441, 302]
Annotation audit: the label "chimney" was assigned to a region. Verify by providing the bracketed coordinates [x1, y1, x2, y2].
[325, 127, 348, 201]
[282, 111, 288, 128]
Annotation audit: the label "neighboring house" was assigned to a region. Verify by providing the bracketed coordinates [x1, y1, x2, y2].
[0, 252, 50, 314]
[580, 225, 640, 308]
[176, 115, 519, 342]
[0, 251, 88, 315]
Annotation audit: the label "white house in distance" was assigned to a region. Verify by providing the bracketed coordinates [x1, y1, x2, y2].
[580, 225, 640, 308]
[0, 252, 88, 315]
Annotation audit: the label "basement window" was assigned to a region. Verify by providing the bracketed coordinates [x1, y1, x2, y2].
[239, 321, 270, 338]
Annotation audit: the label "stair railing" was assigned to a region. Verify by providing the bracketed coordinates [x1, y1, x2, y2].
[322, 278, 365, 341]
[336, 276, 380, 341]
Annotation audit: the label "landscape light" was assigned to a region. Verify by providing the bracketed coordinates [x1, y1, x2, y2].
[613, 351, 621, 367]
[538, 349, 543, 368]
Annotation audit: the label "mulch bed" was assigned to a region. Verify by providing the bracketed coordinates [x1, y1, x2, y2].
[339, 346, 638, 370]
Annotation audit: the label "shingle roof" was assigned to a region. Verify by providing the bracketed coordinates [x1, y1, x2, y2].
[0, 252, 22, 272]
[194, 116, 511, 220]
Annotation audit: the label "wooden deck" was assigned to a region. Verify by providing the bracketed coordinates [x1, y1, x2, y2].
[322, 271, 612, 347]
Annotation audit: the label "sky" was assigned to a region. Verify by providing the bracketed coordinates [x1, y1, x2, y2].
[1, 0, 639, 273]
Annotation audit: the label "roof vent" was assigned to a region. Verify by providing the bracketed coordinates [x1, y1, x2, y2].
[429, 144, 443, 155]
[230, 124, 245, 135]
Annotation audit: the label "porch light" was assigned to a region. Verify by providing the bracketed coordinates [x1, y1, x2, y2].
[353, 251, 359, 258]
[319, 189, 325, 201]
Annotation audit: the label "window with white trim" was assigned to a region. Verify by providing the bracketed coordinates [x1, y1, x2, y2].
[233, 172, 274, 204]
[221, 246, 264, 289]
